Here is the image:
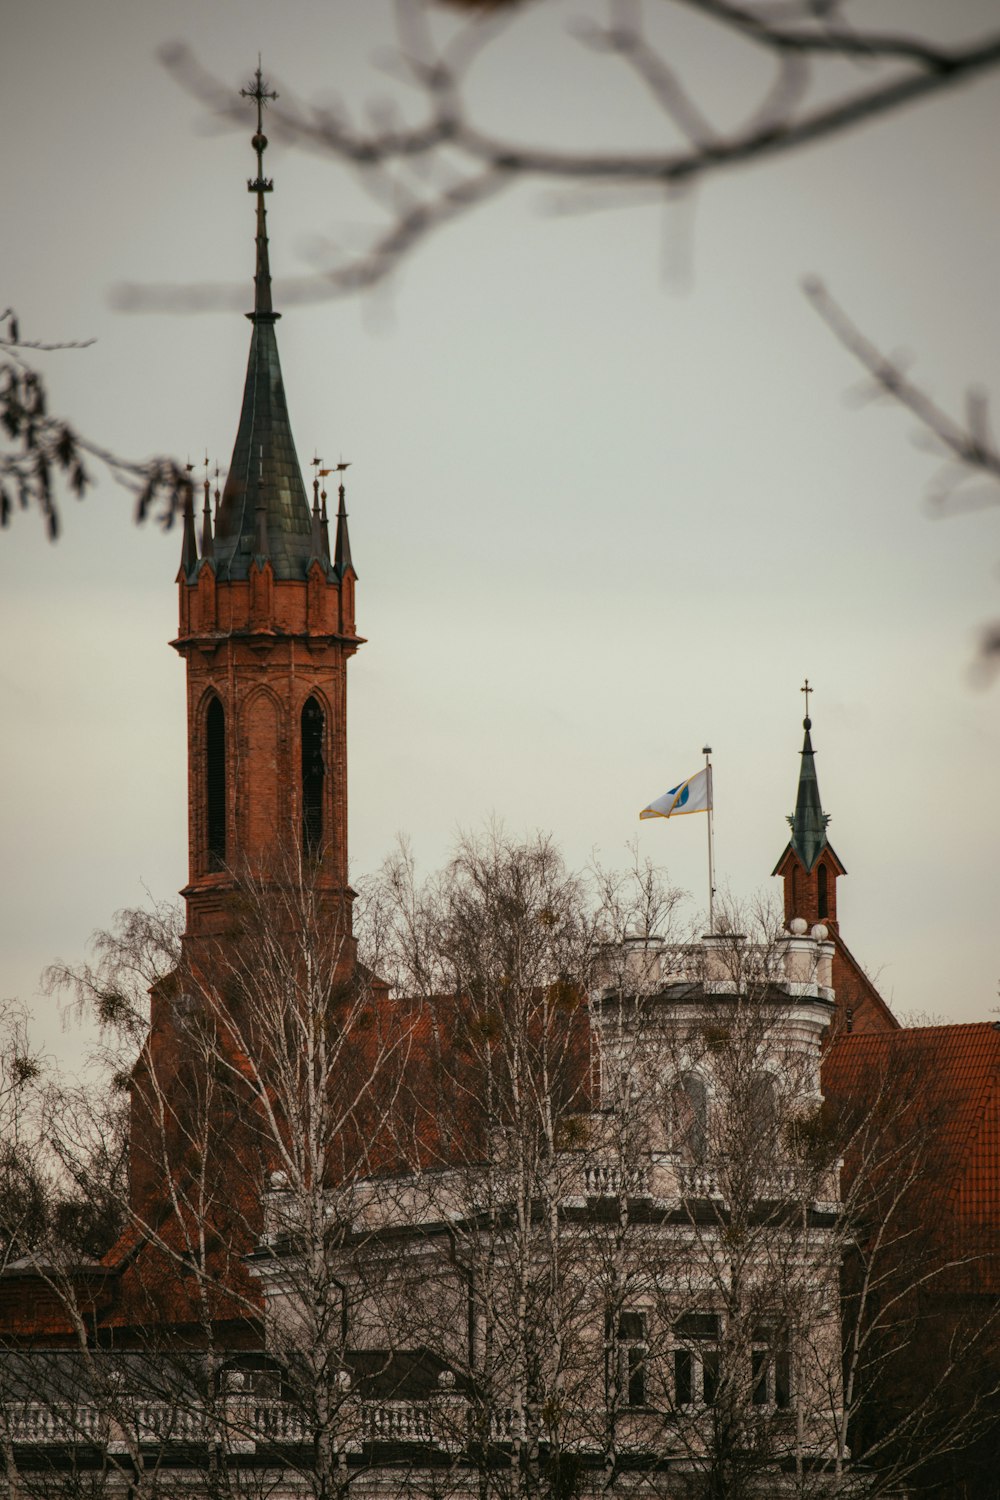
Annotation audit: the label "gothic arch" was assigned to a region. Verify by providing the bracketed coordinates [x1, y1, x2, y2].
[301, 693, 327, 856]
[296, 684, 333, 729]
[239, 686, 285, 857]
[204, 693, 227, 871]
[237, 682, 285, 719]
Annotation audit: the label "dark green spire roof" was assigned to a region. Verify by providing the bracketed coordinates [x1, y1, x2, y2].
[787, 717, 831, 873]
[178, 479, 198, 578]
[212, 65, 318, 583]
[334, 479, 355, 578]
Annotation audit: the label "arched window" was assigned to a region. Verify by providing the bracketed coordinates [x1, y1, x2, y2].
[675, 1073, 708, 1163]
[749, 1071, 778, 1143]
[817, 863, 829, 919]
[205, 696, 226, 870]
[301, 696, 325, 855]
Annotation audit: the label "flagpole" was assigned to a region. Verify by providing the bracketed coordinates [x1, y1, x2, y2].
[703, 744, 715, 932]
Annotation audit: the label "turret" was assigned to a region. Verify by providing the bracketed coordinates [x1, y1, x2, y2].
[772, 684, 898, 1036]
[772, 696, 845, 931]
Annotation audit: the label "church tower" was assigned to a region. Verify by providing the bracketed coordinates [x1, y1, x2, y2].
[773, 689, 897, 1036]
[172, 67, 361, 960]
[772, 697, 845, 933]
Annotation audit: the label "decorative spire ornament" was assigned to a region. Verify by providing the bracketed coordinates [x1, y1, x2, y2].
[241, 61, 278, 321]
[180, 461, 198, 576]
[212, 62, 313, 580]
[333, 463, 355, 578]
[201, 462, 215, 560]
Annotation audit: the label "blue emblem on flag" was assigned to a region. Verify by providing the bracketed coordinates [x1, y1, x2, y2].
[671, 782, 690, 808]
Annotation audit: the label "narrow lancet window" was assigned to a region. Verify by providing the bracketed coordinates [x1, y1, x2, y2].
[206, 697, 226, 870]
[301, 696, 325, 855]
[817, 863, 829, 919]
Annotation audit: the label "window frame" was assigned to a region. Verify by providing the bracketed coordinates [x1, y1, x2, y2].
[672, 1313, 720, 1409]
[205, 695, 226, 871]
[300, 694, 326, 857]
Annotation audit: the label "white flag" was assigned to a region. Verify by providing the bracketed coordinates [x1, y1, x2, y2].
[640, 766, 712, 821]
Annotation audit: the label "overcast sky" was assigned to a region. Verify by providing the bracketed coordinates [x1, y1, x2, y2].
[3, 0, 999, 1061]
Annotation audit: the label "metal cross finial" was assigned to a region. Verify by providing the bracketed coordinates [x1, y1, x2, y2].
[242, 62, 278, 188]
[241, 61, 278, 136]
[801, 677, 813, 724]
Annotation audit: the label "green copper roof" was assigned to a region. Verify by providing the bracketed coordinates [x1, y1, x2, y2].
[213, 313, 316, 581]
[787, 717, 831, 872]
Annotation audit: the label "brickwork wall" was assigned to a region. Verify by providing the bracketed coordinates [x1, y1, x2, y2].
[776, 850, 898, 1038]
[174, 558, 358, 940]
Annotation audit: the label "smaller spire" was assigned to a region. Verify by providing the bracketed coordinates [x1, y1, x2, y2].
[310, 456, 328, 562]
[240, 62, 279, 323]
[320, 479, 331, 558]
[333, 462, 355, 578]
[787, 693, 831, 873]
[179, 471, 198, 577]
[201, 470, 215, 561]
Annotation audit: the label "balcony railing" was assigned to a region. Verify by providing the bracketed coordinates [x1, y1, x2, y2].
[582, 1163, 649, 1197]
[358, 1400, 434, 1444]
[675, 1162, 723, 1199]
[672, 1161, 821, 1205]
[3, 1398, 838, 1464]
[3, 1404, 107, 1446]
[2, 1399, 430, 1451]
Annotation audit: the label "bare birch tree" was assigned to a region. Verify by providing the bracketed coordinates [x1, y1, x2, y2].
[4, 838, 999, 1499]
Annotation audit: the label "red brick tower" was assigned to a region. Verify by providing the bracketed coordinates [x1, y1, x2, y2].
[172, 68, 361, 961]
[128, 69, 366, 1233]
[773, 690, 897, 1036]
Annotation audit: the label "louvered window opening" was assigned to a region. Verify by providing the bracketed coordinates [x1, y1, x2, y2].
[301, 697, 325, 856]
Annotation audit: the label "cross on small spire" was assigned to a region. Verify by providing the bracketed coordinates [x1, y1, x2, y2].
[241, 61, 278, 188]
[801, 677, 813, 726]
[241, 59, 278, 136]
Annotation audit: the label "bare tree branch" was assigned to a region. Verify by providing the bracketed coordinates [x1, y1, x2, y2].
[112, 8, 1000, 311]
[0, 311, 189, 537]
[804, 280, 1000, 505]
[804, 278, 1000, 660]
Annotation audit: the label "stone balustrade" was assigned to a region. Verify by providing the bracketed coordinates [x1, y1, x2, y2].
[582, 1162, 649, 1197]
[358, 1400, 434, 1444]
[675, 1161, 723, 1199]
[2, 1398, 430, 1451]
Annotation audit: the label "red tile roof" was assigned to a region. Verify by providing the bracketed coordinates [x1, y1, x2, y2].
[823, 1022, 1000, 1293]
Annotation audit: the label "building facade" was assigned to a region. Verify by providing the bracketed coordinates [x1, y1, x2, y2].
[3, 68, 998, 1500]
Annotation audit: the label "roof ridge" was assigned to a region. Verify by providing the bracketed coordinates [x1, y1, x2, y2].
[830, 930, 899, 1029]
